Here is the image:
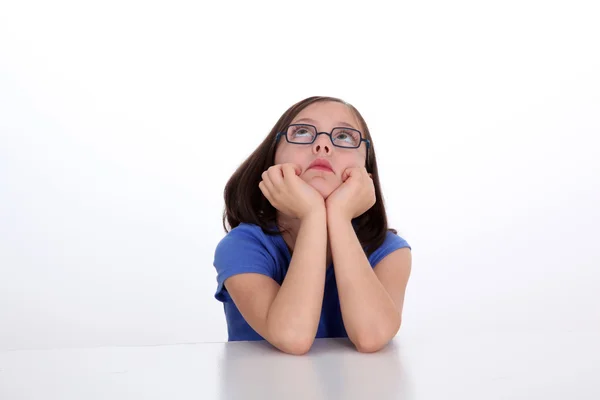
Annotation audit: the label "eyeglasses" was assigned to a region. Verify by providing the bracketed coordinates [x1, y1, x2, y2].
[275, 124, 370, 151]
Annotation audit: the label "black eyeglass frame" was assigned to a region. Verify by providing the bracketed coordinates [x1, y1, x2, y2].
[275, 123, 371, 164]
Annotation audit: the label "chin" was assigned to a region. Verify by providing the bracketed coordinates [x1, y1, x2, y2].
[309, 181, 335, 199]
[302, 172, 340, 199]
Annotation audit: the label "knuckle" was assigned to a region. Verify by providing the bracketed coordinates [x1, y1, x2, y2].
[269, 165, 281, 176]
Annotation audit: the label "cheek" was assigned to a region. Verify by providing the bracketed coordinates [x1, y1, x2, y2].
[340, 153, 366, 170]
[274, 144, 304, 166]
[359, 147, 368, 164]
[273, 145, 288, 165]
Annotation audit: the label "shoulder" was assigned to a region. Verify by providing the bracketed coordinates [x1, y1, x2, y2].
[215, 223, 268, 249]
[213, 223, 282, 301]
[214, 223, 279, 264]
[367, 230, 411, 268]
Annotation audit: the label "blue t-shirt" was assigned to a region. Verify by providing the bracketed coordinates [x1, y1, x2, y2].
[213, 222, 411, 341]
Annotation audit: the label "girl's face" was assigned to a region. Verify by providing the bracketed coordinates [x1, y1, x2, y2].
[274, 101, 368, 199]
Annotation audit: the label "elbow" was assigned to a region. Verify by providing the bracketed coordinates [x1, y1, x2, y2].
[275, 335, 314, 355]
[354, 336, 390, 353]
[280, 339, 313, 355]
[353, 317, 402, 354]
[268, 328, 315, 355]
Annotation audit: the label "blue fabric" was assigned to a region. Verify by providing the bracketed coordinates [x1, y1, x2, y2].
[213, 222, 411, 341]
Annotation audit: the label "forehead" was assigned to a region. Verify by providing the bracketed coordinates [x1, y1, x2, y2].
[292, 101, 361, 130]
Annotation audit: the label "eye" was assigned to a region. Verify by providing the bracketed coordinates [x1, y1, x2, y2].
[333, 129, 360, 146]
[295, 129, 311, 136]
[289, 125, 314, 137]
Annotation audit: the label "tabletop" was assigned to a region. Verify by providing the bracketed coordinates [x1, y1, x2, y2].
[1, 330, 598, 399]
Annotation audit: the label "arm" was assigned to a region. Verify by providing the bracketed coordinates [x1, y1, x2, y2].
[328, 213, 412, 353]
[224, 209, 327, 355]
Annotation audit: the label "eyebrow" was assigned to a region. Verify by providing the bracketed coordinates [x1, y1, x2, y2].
[293, 117, 359, 131]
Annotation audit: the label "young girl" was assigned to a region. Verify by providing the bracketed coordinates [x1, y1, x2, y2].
[213, 96, 412, 355]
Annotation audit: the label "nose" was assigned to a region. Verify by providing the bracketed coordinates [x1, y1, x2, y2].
[312, 132, 332, 156]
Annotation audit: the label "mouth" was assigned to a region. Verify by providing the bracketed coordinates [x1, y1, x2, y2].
[308, 159, 334, 173]
[309, 165, 334, 172]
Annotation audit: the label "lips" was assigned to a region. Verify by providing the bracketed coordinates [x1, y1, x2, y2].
[308, 158, 333, 172]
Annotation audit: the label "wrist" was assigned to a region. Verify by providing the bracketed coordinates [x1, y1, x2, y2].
[300, 206, 327, 223]
[326, 209, 352, 225]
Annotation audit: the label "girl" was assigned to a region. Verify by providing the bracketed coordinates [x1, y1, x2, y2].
[213, 96, 412, 355]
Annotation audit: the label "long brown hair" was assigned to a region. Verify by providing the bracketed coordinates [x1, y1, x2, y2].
[222, 96, 396, 256]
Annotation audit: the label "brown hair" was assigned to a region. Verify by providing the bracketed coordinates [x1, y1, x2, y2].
[222, 96, 397, 256]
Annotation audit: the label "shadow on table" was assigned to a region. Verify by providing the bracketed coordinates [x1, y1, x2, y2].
[218, 338, 413, 400]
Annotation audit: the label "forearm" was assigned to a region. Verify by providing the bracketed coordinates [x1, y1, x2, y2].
[267, 209, 327, 352]
[328, 213, 400, 352]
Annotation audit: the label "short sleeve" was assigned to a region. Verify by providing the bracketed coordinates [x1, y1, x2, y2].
[213, 224, 277, 302]
[368, 231, 411, 268]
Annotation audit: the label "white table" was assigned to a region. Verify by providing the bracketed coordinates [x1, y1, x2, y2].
[1, 331, 598, 399]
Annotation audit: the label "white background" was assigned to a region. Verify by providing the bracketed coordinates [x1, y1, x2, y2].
[1, 0, 598, 351]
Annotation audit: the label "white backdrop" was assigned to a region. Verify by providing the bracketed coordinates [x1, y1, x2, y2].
[1, 0, 599, 351]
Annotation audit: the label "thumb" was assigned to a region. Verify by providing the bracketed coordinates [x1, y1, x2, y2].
[342, 169, 351, 182]
[294, 164, 302, 176]
[282, 163, 302, 178]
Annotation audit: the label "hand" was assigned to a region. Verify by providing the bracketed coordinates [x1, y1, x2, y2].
[259, 163, 325, 221]
[325, 167, 375, 220]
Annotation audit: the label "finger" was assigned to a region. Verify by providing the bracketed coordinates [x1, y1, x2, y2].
[346, 167, 366, 181]
[284, 163, 302, 176]
[342, 168, 353, 182]
[267, 165, 284, 189]
[258, 180, 272, 201]
[281, 163, 301, 179]
[261, 170, 275, 193]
